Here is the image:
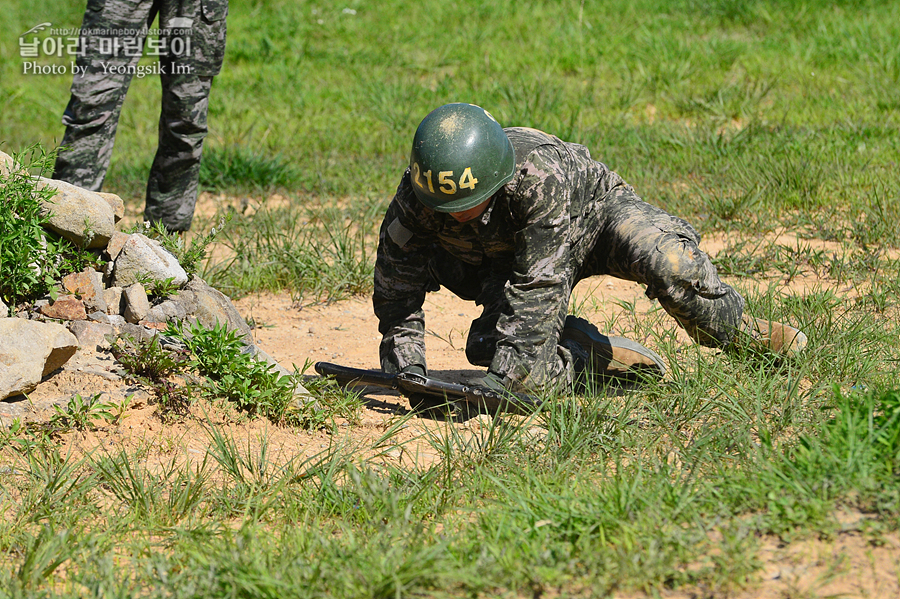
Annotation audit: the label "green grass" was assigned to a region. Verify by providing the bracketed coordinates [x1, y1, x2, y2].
[3, 0, 898, 212]
[4, 0, 899, 297]
[3, 0, 900, 595]
[1, 275, 899, 594]
[3, 382, 900, 595]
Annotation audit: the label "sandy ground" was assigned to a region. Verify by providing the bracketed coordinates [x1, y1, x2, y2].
[2, 195, 898, 597]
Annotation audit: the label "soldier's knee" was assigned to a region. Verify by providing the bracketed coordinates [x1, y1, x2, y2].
[650, 234, 726, 300]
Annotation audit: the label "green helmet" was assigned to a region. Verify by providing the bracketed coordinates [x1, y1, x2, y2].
[408, 103, 516, 213]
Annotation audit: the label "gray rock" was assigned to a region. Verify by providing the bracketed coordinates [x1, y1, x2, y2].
[144, 302, 174, 323]
[123, 283, 150, 324]
[103, 286, 124, 315]
[170, 290, 197, 315]
[67, 320, 115, 351]
[106, 232, 129, 261]
[87, 311, 110, 324]
[97, 192, 125, 224]
[0, 298, 7, 318]
[107, 314, 126, 326]
[118, 323, 158, 344]
[36, 177, 116, 249]
[112, 233, 188, 288]
[183, 277, 252, 340]
[0, 319, 79, 401]
[158, 299, 186, 321]
[143, 305, 166, 324]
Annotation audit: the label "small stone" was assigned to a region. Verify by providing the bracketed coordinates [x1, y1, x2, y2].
[97, 192, 125, 223]
[143, 305, 167, 324]
[163, 300, 186, 321]
[123, 283, 150, 324]
[0, 319, 78, 400]
[88, 311, 110, 324]
[118, 323, 157, 344]
[39, 295, 87, 321]
[147, 300, 185, 323]
[106, 232, 129, 261]
[0, 297, 7, 318]
[61, 268, 107, 313]
[67, 320, 115, 350]
[103, 286, 124, 315]
[169, 289, 197, 315]
[107, 314, 126, 326]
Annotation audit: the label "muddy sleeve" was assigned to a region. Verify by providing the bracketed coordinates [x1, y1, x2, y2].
[373, 170, 435, 374]
[489, 147, 573, 386]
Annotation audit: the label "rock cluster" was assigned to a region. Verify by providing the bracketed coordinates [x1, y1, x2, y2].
[0, 150, 306, 402]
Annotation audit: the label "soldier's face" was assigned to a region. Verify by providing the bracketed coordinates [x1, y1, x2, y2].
[449, 197, 492, 223]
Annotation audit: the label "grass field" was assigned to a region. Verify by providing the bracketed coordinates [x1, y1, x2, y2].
[2, 0, 900, 596]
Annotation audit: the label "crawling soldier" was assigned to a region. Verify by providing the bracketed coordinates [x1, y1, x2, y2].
[374, 103, 807, 395]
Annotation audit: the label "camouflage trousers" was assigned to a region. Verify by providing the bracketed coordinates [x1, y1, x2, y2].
[53, 0, 225, 232]
[428, 188, 745, 370]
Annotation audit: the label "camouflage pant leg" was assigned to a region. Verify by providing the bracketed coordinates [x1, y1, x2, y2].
[143, 72, 213, 232]
[581, 186, 745, 347]
[52, 1, 152, 190]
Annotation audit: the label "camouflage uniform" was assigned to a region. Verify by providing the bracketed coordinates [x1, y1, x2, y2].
[374, 127, 745, 389]
[53, 0, 228, 231]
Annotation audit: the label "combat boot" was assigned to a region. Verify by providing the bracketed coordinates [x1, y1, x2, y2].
[734, 315, 808, 358]
[559, 315, 667, 381]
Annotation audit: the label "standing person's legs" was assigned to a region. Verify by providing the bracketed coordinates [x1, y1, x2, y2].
[53, 0, 153, 189]
[143, 72, 213, 231]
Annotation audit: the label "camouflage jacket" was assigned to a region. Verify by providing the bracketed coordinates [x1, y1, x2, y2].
[373, 127, 630, 386]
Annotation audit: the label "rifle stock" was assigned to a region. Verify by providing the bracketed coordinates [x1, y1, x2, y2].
[314, 362, 398, 389]
[314, 361, 542, 415]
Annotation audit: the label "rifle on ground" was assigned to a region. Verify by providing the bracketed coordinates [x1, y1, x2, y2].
[314, 362, 543, 415]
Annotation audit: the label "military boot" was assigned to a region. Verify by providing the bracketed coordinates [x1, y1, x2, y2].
[734, 315, 808, 358]
[559, 315, 667, 382]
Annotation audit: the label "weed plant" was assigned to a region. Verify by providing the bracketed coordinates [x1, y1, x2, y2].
[0, 146, 100, 307]
[109, 334, 194, 420]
